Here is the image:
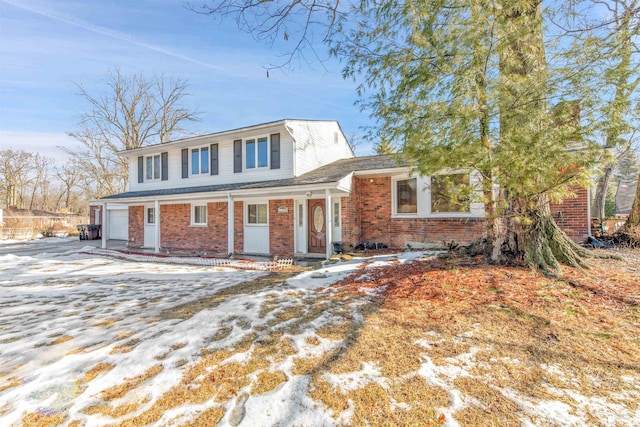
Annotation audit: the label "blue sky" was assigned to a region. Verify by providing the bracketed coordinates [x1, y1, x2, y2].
[0, 0, 372, 162]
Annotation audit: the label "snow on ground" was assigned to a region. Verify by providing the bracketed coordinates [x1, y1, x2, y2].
[0, 239, 435, 426]
[1, 241, 636, 426]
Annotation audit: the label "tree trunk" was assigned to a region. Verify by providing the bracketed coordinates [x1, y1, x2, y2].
[594, 165, 612, 230]
[625, 172, 640, 227]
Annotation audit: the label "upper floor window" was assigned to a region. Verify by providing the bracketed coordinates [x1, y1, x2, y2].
[431, 173, 470, 213]
[192, 147, 209, 175]
[246, 137, 268, 169]
[146, 155, 161, 180]
[396, 178, 417, 214]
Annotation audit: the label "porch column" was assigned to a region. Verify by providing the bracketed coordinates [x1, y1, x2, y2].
[101, 203, 108, 249]
[227, 193, 234, 255]
[325, 189, 333, 259]
[154, 199, 160, 253]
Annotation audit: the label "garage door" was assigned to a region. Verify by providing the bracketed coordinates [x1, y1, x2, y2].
[108, 210, 128, 240]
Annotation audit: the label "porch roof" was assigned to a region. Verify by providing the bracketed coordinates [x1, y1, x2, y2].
[98, 154, 407, 201]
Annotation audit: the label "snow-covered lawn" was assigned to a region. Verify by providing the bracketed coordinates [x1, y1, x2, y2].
[1, 241, 638, 426]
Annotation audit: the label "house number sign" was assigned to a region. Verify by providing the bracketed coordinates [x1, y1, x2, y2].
[277, 206, 288, 214]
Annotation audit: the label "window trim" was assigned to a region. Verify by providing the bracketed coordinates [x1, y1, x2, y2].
[245, 136, 269, 170]
[145, 154, 161, 181]
[391, 172, 485, 219]
[392, 176, 418, 217]
[191, 204, 208, 226]
[191, 146, 210, 176]
[246, 203, 269, 226]
[145, 207, 156, 225]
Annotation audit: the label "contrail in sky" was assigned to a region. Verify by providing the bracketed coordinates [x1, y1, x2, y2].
[0, 0, 223, 72]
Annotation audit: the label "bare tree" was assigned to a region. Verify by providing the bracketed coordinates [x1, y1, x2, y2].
[0, 149, 38, 209]
[54, 162, 83, 212]
[190, 0, 345, 69]
[63, 69, 199, 198]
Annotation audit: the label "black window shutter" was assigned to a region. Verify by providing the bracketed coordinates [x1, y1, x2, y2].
[161, 152, 168, 181]
[137, 156, 144, 183]
[270, 133, 280, 170]
[210, 143, 219, 175]
[233, 139, 242, 173]
[181, 148, 188, 178]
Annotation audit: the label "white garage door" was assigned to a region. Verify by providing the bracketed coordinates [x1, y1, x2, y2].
[108, 210, 129, 240]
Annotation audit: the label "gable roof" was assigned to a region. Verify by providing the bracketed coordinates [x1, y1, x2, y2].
[100, 154, 407, 201]
[119, 119, 348, 157]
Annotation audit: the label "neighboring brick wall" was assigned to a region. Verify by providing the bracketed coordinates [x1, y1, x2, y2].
[129, 206, 144, 248]
[234, 201, 244, 253]
[159, 203, 228, 253]
[269, 199, 294, 256]
[549, 186, 590, 242]
[344, 177, 487, 248]
[89, 206, 101, 225]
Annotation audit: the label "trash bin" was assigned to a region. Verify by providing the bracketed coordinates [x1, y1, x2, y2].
[77, 224, 88, 240]
[87, 224, 102, 240]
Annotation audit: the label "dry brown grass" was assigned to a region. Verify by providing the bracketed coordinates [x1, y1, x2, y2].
[51, 335, 73, 345]
[83, 396, 150, 418]
[0, 376, 20, 393]
[252, 371, 288, 394]
[84, 363, 114, 382]
[100, 365, 163, 401]
[110, 338, 140, 354]
[182, 406, 225, 426]
[20, 410, 67, 427]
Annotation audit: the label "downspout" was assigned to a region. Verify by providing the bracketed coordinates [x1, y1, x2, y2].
[325, 189, 333, 260]
[154, 199, 160, 253]
[101, 202, 108, 249]
[227, 192, 234, 255]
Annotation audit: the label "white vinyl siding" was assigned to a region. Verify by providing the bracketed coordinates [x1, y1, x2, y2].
[127, 129, 294, 192]
[290, 121, 354, 176]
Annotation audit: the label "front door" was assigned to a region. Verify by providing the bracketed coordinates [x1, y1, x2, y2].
[308, 199, 326, 253]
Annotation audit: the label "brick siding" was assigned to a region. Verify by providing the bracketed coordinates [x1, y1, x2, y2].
[234, 201, 244, 253]
[128, 206, 144, 248]
[342, 177, 487, 249]
[269, 199, 294, 257]
[89, 206, 101, 225]
[549, 186, 590, 242]
[123, 178, 589, 255]
[158, 203, 228, 254]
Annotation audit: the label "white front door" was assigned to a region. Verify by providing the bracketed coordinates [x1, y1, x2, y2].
[243, 202, 270, 254]
[143, 206, 156, 248]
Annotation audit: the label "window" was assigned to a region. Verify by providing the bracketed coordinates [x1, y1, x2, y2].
[246, 137, 268, 169]
[396, 178, 417, 214]
[191, 147, 209, 175]
[247, 204, 268, 224]
[146, 207, 155, 224]
[298, 204, 303, 227]
[431, 173, 471, 213]
[146, 155, 161, 180]
[333, 201, 340, 226]
[192, 204, 207, 225]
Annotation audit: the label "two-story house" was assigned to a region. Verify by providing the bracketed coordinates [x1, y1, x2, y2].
[90, 119, 591, 258]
